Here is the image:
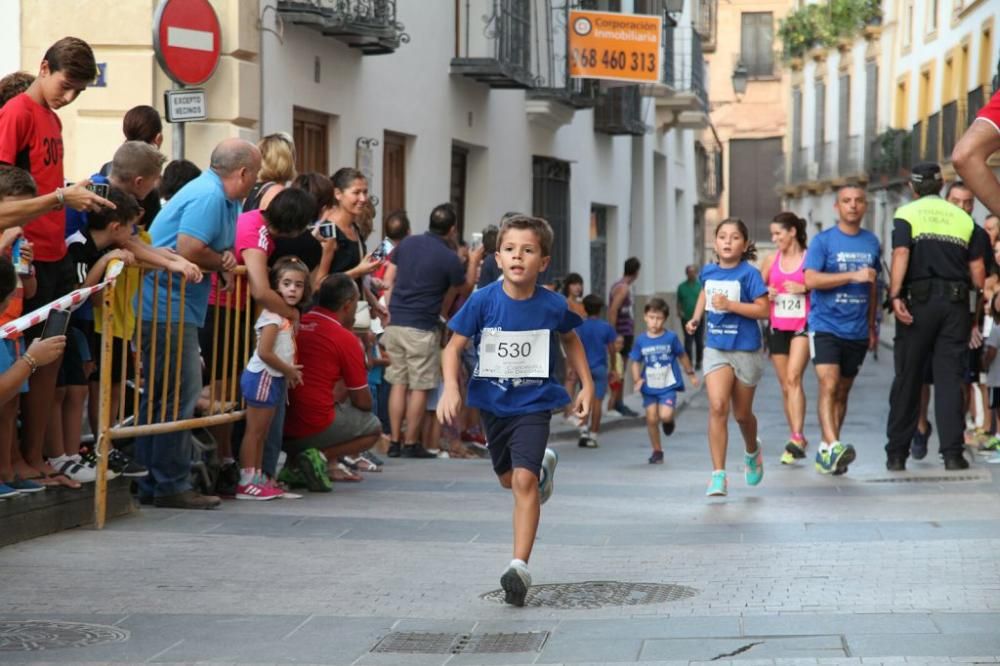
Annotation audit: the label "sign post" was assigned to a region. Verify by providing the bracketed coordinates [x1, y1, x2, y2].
[568, 10, 662, 84]
[152, 0, 222, 159]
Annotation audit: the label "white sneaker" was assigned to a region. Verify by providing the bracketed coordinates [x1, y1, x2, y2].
[49, 456, 97, 483]
[538, 448, 558, 505]
[500, 560, 532, 607]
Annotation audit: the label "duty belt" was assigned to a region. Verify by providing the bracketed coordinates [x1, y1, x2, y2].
[904, 278, 969, 304]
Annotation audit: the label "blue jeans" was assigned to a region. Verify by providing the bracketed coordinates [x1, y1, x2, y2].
[135, 322, 202, 498]
[262, 382, 286, 477]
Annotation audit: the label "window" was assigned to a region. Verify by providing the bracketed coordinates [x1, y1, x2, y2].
[633, 0, 663, 15]
[740, 12, 774, 78]
[729, 138, 782, 241]
[450, 146, 468, 239]
[864, 62, 878, 143]
[532, 157, 570, 279]
[926, 0, 939, 35]
[792, 86, 802, 150]
[894, 77, 909, 129]
[382, 132, 406, 221]
[292, 107, 329, 177]
[980, 25, 993, 87]
[902, 1, 913, 49]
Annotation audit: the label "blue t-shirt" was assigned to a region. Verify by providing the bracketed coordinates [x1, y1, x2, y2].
[699, 261, 768, 351]
[389, 232, 465, 331]
[629, 330, 686, 394]
[448, 281, 582, 417]
[576, 317, 617, 374]
[0, 339, 28, 393]
[804, 225, 881, 340]
[141, 170, 240, 327]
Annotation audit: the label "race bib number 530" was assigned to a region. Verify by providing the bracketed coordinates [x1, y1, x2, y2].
[478, 329, 550, 379]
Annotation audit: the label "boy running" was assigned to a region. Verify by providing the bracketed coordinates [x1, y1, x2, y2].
[438, 215, 593, 607]
[575, 294, 617, 448]
[631, 298, 698, 464]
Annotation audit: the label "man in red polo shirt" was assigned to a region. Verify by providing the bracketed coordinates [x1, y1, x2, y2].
[953, 88, 1000, 216]
[284, 273, 382, 491]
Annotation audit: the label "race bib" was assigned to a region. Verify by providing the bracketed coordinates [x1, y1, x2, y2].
[646, 363, 676, 389]
[478, 329, 550, 379]
[705, 279, 741, 313]
[774, 293, 806, 318]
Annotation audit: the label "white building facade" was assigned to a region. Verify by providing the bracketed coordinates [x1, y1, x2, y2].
[260, 0, 715, 307]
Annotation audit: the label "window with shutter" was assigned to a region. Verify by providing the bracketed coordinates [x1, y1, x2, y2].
[741, 12, 774, 78]
[792, 87, 803, 150]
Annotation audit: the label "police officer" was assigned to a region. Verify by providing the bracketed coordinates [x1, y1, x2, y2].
[885, 162, 988, 471]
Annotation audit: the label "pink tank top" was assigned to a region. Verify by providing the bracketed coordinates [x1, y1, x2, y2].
[768, 253, 808, 332]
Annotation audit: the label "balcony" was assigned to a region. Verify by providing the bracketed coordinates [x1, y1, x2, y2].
[941, 100, 959, 161]
[276, 0, 409, 55]
[867, 128, 910, 183]
[967, 86, 986, 128]
[817, 141, 835, 181]
[653, 28, 709, 130]
[695, 140, 723, 206]
[695, 0, 717, 52]
[924, 111, 941, 163]
[789, 145, 809, 184]
[525, 1, 597, 128]
[452, 0, 534, 89]
[594, 85, 647, 136]
[910, 120, 923, 165]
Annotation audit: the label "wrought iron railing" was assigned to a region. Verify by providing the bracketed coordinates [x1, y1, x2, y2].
[910, 120, 923, 165]
[695, 0, 717, 51]
[790, 145, 809, 183]
[594, 85, 647, 135]
[276, 0, 409, 54]
[696, 141, 722, 205]
[867, 128, 910, 180]
[662, 27, 709, 111]
[838, 135, 865, 177]
[453, 0, 534, 88]
[817, 140, 835, 180]
[967, 85, 986, 128]
[527, 0, 597, 107]
[941, 100, 959, 161]
[924, 111, 941, 163]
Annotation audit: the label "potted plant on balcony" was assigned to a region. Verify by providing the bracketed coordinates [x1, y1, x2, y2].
[779, 6, 814, 61]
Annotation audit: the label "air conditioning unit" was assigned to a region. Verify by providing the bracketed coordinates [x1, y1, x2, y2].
[806, 162, 819, 180]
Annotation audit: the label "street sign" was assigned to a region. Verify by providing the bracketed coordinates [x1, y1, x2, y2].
[153, 0, 222, 86]
[568, 10, 662, 84]
[164, 88, 207, 123]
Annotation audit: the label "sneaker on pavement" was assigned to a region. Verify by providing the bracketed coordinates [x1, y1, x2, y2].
[830, 442, 856, 474]
[980, 435, 1000, 453]
[886, 456, 906, 471]
[153, 490, 221, 509]
[779, 450, 797, 465]
[387, 441, 402, 458]
[361, 450, 385, 466]
[911, 425, 930, 460]
[539, 448, 558, 505]
[296, 449, 333, 493]
[661, 420, 675, 437]
[460, 429, 487, 444]
[109, 448, 148, 478]
[0, 482, 20, 499]
[577, 436, 598, 448]
[8, 477, 44, 493]
[78, 449, 120, 481]
[944, 455, 970, 470]
[648, 449, 664, 464]
[401, 443, 437, 459]
[744, 443, 764, 486]
[784, 438, 807, 460]
[706, 470, 727, 496]
[236, 481, 281, 501]
[49, 456, 96, 483]
[500, 561, 532, 607]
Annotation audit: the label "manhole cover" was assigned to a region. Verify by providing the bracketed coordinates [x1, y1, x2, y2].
[481, 581, 698, 609]
[865, 475, 985, 483]
[0, 620, 130, 652]
[371, 631, 548, 654]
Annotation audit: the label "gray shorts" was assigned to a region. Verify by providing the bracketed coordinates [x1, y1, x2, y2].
[284, 401, 382, 454]
[703, 347, 765, 387]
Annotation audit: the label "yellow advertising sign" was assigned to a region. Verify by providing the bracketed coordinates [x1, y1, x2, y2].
[568, 10, 662, 83]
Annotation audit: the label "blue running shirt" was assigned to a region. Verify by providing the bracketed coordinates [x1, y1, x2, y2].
[448, 281, 583, 417]
[804, 225, 881, 340]
[576, 317, 618, 373]
[699, 260, 768, 351]
[628, 330, 686, 395]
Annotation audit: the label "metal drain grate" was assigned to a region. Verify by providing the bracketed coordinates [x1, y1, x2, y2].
[371, 631, 549, 654]
[0, 620, 130, 652]
[865, 475, 985, 483]
[481, 581, 698, 609]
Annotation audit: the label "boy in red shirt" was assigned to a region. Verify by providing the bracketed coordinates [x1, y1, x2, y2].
[0, 37, 96, 486]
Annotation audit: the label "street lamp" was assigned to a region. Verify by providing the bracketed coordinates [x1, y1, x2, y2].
[731, 60, 749, 97]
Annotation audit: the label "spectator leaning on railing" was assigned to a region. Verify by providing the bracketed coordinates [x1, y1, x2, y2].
[135, 138, 260, 510]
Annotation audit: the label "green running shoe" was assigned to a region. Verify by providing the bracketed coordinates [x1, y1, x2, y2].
[744, 442, 764, 486]
[815, 442, 856, 475]
[982, 436, 1000, 452]
[296, 449, 333, 493]
[706, 470, 727, 496]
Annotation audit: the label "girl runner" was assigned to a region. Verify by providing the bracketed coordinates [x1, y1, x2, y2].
[759, 212, 810, 464]
[686, 218, 770, 497]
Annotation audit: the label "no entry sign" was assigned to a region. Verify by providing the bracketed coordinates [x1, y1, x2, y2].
[153, 0, 222, 86]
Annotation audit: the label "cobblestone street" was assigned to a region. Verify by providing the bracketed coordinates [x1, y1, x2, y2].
[2, 353, 999, 664]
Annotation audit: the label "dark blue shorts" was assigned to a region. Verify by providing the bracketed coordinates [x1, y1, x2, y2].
[642, 390, 677, 408]
[240, 369, 286, 408]
[592, 368, 608, 399]
[481, 410, 551, 478]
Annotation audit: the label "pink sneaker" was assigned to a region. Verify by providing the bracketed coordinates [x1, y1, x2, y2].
[265, 475, 302, 499]
[236, 481, 281, 501]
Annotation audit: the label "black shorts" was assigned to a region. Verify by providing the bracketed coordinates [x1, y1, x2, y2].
[23, 256, 75, 342]
[810, 332, 868, 379]
[56, 324, 90, 387]
[768, 327, 807, 356]
[199, 304, 251, 385]
[75, 320, 135, 382]
[481, 410, 551, 478]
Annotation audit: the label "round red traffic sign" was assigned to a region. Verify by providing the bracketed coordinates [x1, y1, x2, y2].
[153, 0, 222, 86]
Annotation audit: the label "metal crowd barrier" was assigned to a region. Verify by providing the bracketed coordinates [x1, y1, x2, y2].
[93, 264, 253, 528]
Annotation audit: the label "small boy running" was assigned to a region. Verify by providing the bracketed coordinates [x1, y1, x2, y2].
[438, 215, 593, 607]
[574, 294, 618, 448]
[630, 298, 698, 464]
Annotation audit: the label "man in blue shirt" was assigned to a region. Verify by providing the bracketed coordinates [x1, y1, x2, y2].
[382, 204, 481, 458]
[134, 138, 261, 509]
[803, 182, 881, 476]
